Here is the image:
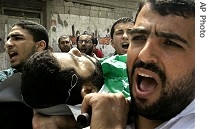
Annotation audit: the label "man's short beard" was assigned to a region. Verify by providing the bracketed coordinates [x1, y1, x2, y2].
[11, 62, 24, 72]
[130, 70, 195, 121]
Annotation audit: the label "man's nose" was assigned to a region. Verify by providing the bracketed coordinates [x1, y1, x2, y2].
[5, 40, 14, 49]
[68, 47, 82, 57]
[122, 32, 128, 40]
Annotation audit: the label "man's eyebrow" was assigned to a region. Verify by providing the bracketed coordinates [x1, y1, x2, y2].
[126, 28, 133, 34]
[129, 28, 150, 35]
[129, 28, 188, 45]
[6, 34, 23, 41]
[115, 28, 123, 31]
[156, 31, 188, 45]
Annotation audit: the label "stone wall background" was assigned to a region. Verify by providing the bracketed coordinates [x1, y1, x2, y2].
[0, 0, 138, 70]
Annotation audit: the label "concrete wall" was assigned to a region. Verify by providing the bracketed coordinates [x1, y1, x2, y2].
[0, 0, 138, 70]
[46, 0, 137, 54]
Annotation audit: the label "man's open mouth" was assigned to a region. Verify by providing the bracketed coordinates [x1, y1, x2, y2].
[9, 51, 18, 59]
[122, 43, 129, 49]
[137, 74, 158, 92]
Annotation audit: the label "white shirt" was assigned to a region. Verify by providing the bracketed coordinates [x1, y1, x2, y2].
[156, 99, 195, 129]
[83, 86, 195, 129]
[128, 99, 195, 129]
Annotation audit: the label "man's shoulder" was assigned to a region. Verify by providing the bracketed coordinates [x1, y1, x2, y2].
[157, 100, 195, 129]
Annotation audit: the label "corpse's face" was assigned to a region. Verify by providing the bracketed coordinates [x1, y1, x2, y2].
[53, 47, 97, 79]
[21, 47, 103, 108]
[127, 3, 195, 120]
[52, 47, 100, 98]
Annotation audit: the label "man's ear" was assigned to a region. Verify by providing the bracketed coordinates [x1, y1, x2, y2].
[36, 40, 46, 51]
[110, 39, 115, 48]
[81, 85, 93, 98]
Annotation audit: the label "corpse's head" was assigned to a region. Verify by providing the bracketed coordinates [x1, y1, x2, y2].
[21, 48, 104, 108]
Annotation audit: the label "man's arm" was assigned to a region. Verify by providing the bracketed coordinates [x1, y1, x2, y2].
[32, 111, 80, 129]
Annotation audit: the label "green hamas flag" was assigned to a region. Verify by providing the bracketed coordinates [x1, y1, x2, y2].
[99, 54, 130, 98]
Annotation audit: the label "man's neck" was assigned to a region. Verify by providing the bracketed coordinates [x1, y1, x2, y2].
[135, 116, 164, 129]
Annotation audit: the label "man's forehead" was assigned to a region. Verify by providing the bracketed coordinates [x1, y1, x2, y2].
[7, 28, 29, 40]
[79, 35, 92, 39]
[61, 37, 69, 40]
[9, 26, 29, 34]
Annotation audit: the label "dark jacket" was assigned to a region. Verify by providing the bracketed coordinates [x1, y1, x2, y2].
[0, 68, 33, 129]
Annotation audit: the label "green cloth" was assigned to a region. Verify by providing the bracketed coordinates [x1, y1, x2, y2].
[100, 54, 130, 98]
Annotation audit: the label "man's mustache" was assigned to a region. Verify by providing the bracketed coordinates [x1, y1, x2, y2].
[132, 61, 166, 84]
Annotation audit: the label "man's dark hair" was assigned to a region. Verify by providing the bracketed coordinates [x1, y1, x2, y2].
[93, 37, 98, 45]
[129, 0, 195, 121]
[76, 34, 95, 44]
[21, 50, 104, 108]
[58, 35, 72, 44]
[13, 20, 49, 50]
[110, 17, 134, 39]
[135, 0, 195, 22]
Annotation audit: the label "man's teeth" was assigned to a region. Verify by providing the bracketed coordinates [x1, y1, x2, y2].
[138, 73, 152, 78]
[9, 52, 15, 55]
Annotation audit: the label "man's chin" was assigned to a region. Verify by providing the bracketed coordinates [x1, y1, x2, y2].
[11, 63, 22, 71]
